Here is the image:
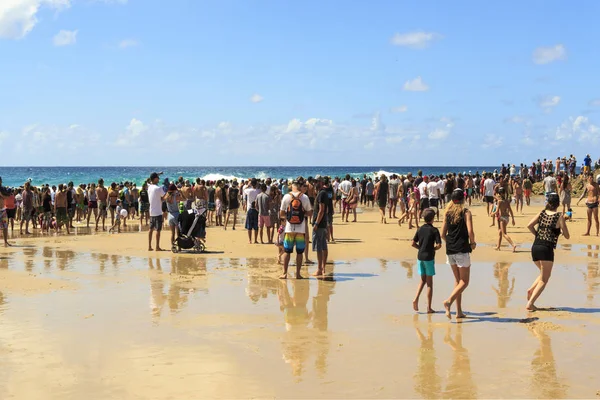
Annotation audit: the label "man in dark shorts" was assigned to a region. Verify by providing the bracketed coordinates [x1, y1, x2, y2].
[312, 177, 332, 276]
[360, 175, 368, 205]
[148, 172, 166, 251]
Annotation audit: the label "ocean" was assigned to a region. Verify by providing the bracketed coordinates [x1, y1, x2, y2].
[0, 166, 498, 187]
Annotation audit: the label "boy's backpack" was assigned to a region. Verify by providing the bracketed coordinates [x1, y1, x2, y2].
[286, 193, 305, 224]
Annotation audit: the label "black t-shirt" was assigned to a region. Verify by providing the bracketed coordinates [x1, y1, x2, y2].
[139, 189, 149, 203]
[325, 187, 334, 215]
[413, 223, 441, 261]
[415, 177, 423, 187]
[43, 194, 52, 213]
[313, 189, 331, 229]
[361, 179, 367, 190]
[445, 209, 472, 255]
[456, 177, 465, 190]
[445, 178, 455, 195]
[66, 189, 73, 209]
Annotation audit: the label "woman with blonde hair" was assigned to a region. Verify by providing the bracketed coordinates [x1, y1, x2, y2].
[442, 189, 476, 320]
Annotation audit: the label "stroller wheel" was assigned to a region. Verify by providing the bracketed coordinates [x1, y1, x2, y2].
[199, 242, 206, 253]
[171, 245, 178, 253]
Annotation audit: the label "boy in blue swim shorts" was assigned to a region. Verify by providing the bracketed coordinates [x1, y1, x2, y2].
[411, 208, 441, 313]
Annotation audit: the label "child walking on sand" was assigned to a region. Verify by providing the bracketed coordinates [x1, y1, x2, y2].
[276, 219, 286, 264]
[399, 191, 419, 229]
[108, 200, 123, 234]
[412, 208, 442, 313]
[493, 188, 517, 252]
[245, 201, 259, 244]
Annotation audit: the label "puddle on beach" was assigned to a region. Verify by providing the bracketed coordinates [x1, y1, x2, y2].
[1, 251, 599, 399]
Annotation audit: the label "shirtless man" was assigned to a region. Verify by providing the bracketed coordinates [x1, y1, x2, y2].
[181, 180, 193, 210]
[130, 183, 139, 219]
[95, 179, 109, 231]
[55, 184, 70, 234]
[522, 176, 533, 206]
[577, 175, 600, 236]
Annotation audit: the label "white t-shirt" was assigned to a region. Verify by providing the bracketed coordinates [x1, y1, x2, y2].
[418, 181, 428, 198]
[332, 181, 340, 194]
[484, 179, 496, 197]
[427, 181, 439, 199]
[280, 192, 313, 233]
[543, 177, 557, 193]
[339, 180, 352, 199]
[244, 187, 261, 206]
[148, 184, 166, 217]
[437, 180, 445, 196]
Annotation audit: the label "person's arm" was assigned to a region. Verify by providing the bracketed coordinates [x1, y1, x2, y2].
[440, 217, 448, 241]
[314, 201, 325, 228]
[465, 210, 476, 249]
[577, 187, 588, 204]
[434, 230, 442, 250]
[411, 231, 419, 249]
[527, 214, 539, 236]
[558, 214, 570, 239]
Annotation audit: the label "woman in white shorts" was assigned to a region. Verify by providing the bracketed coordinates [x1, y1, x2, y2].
[441, 189, 477, 320]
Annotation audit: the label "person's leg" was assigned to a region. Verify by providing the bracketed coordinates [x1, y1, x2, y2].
[233, 210, 237, 230]
[254, 228, 258, 243]
[313, 250, 324, 276]
[155, 228, 162, 251]
[502, 221, 517, 251]
[496, 223, 503, 250]
[295, 234, 305, 279]
[425, 275, 434, 313]
[585, 207, 592, 235]
[594, 207, 599, 236]
[247, 228, 252, 244]
[527, 261, 553, 310]
[259, 223, 264, 243]
[352, 208, 357, 222]
[170, 224, 176, 244]
[224, 211, 230, 230]
[413, 274, 426, 311]
[444, 264, 470, 319]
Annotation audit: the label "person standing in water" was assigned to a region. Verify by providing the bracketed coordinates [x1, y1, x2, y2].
[493, 188, 517, 252]
[411, 208, 441, 313]
[577, 175, 600, 236]
[526, 193, 569, 311]
[442, 189, 476, 320]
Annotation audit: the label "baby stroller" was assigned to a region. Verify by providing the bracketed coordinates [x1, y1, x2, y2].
[172, 203, 207, 253]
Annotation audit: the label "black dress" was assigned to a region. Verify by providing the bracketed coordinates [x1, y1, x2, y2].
[531, 210, 561, 262]
[377, 181, 389, 208]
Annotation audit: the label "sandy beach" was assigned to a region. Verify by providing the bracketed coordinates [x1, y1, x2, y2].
[1, 197, 599, 399]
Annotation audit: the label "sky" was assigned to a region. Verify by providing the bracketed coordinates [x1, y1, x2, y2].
[1, 0, 600, 167]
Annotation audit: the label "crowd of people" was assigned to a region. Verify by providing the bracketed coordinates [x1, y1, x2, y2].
[0, 154, 598, 314]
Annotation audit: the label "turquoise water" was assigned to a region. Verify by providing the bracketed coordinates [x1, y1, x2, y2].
[0, 166, 496, 187]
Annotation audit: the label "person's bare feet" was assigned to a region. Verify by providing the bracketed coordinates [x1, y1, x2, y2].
[155, 247, 165, 251]
[3, 242, 11, 247]
[443, 301, 451, 319]
[583, 233, 590, 236]
[427, 308, 435, 314]
[494, 246, 500, 251]
[148, 247, 153, 251]
[279, 274, 287, 279]
[526, 304, 539, 311]
[296, 274, 305, 279]
[413, 300, 418, 312]
[254, 241, 259, 244]
[527, 288, 533, 301]
[456, 313, 466, 319]
[312, 270, 324, 277]
[512, 245, 517, 253]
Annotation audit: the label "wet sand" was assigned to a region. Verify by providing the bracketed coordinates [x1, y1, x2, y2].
[1, 198, 600, 399]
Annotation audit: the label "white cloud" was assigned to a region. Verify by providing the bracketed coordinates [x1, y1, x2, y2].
[589, 99, 600, 107]
[250, 94, 263, 103]
[370, 112, 385, 132]
[555, 115, 600, 142]
[0, 0, 70, 39]
[536, 95, 560, 113]
[116, 118, 147, 147]
[390, 31, 441, 49]
[428, 129, 449, 140]
[504, 115, 528, 124]
[118, 38, 138, 48]
[390, 105, 408, 113]
[481, 134, 503, 149]
[53, 29, 77, 46]
[532, 44, 566, 65]
[403, 76, 429, 92]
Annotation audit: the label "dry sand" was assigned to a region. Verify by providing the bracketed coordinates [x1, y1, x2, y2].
[1, 197, 599, 399]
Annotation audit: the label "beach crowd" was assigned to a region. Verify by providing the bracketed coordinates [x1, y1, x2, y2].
[1, 153, 599, 316]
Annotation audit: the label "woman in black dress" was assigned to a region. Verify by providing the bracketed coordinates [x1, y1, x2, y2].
[526, 193, 569, 311]
[375, 175, 389, 224]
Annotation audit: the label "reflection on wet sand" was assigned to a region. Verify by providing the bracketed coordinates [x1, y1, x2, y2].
[413, 314, 442, 399]
[312, 279, 335, 378]
[443, 323, 477, 399]
[492, 262, 515, 308]
[401, 260, 414, 279]
[278, 280, 311, 379]
[529, 326, 568, 399]
[148, 258, 192, 322]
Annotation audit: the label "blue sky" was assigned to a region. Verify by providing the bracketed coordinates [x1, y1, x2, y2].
[1, 0, 599, 166]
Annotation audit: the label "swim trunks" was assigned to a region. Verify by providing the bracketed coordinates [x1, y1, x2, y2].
[150, 215, 163, 231]
[208, 202, 216, 211]
[417, 259, 436, 276]
[283, 233, 306, 254]
[88, 200, 98, 209]
[587, 202, 599, 209]
[56, 207, 68, 225]
[0, 209, 8, 230]
[446, 252, 471, 268]
[312, 228, 328, 252]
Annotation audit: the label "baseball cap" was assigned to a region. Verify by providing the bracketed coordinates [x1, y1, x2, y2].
[150, 172, 159, 181]
[451, 188, 464, 203]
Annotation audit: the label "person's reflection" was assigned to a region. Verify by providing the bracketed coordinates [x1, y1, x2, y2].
[23, 248, 36, 273]
[0, 291, 5, 313]
[586, 244, 599, 259]
[582, 261, 599, 303]
[148, 258, 166, 322]
[491, 262, 515, 308]
[379, 259, 388, 272]
[42, 247, 53, 271]
[278, 280, 310, 380]
[311, 278, 335, 378]
[442, 323, 477, 399]
[413, 314, 442, 399]
[529, 326, 568, 398]
[98, 253, 108, 273]
[401, 260, 414, 279]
